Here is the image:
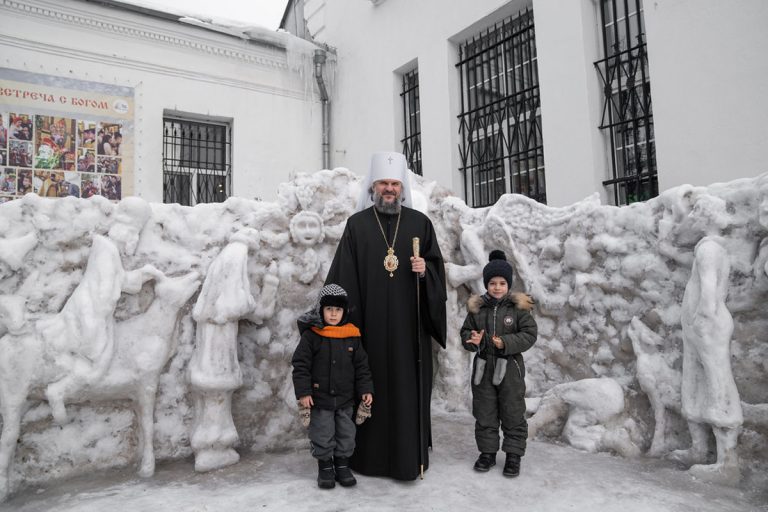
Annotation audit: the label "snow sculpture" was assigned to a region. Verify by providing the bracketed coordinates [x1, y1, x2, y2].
[440, 197, 487, 295]
[757, 192, 768, 282]
[41, 197, 160, 424]
[672, 236, 743, 483]
[0, 269, 200, 501]
[189, 231, 278, 472]
[289, 210, 325, 284]
[0, 232, 37, 271]
[627, 317, 682, 456]
[290, 210, 324, 246]
[527, 378, 641, 457]
[0, 170, 766, 497]
[0, 295, 25, 338]
[40, 235, 161, 424]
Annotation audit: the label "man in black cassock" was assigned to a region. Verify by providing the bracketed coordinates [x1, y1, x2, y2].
[325, 151, 447, 481]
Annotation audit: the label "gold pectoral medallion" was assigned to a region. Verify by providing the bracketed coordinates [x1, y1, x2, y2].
[373, 208, 402, 278]
[384, 247, 399, 277]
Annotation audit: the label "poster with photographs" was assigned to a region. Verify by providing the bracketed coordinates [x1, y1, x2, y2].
[0, 68, 134, 202]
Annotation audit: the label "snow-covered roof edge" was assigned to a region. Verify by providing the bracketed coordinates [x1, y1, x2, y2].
[83, 0, 321, 54]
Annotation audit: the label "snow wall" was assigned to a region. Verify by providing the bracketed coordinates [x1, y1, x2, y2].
[0, 169, 766, 493]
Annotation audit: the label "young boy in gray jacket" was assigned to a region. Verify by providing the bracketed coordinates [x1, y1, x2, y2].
[461, 250, 537, 477]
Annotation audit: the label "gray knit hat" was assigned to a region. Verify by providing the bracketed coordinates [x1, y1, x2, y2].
[482, 250, 514, 288]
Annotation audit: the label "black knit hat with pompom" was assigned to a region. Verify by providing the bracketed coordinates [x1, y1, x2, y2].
[482, 250, 514, 289]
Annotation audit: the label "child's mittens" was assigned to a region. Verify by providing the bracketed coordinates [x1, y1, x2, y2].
[355, 401, 372, 425]
[298, 401, 311, 428]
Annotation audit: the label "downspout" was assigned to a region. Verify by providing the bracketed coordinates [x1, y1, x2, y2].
[313, 49, 330, 169]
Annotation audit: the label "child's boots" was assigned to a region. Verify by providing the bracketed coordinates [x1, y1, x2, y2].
[334, 456, 357, 487]
[503, 453, 521, 477]
[473, 452, 496, 472]
[317, 459, 336, 489]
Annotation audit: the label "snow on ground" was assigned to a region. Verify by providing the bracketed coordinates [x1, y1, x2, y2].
[3, 412, 765, 512]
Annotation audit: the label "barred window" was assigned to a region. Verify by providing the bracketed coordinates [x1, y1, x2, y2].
[457, 9, 546, 208]
[163, 116, 231, 206]
[594, 0, 658, 205]
[400, 69, 422, 176]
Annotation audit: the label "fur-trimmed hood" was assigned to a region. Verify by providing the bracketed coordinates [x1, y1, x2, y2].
[467, 292, 535, 315]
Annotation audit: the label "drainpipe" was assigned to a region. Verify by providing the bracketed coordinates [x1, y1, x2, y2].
[313, 49, 331, 169]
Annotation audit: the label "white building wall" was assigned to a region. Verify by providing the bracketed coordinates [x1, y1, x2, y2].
[0, 0, 324, 202]
[310, 0, 524, 194]
[310, 0, 768, 206]
[533, 0, 608, 206]
[644, 0, 768, 190]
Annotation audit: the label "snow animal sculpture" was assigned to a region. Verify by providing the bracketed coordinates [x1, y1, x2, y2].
[44, 198, 156, 424]
[189, 233, 279, 472]
[627, 317, 682, 456]
[672, 236, 743, 484]
[0, 270, 201, 501]
[527, 378, 641, 458]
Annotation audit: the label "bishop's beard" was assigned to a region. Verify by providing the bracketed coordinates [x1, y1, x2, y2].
[373, 191, 402, 214]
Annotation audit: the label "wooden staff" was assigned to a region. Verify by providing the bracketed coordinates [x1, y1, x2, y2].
[413, 237, 425, 480]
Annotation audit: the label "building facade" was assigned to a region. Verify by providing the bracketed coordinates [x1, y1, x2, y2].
[284, 0, 768, 207]
[2, 0, 766, 208]
[0, 0, 328, 204]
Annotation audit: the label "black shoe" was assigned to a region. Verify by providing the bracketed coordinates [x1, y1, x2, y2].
[317, 459, 335, 489]
[333, 456, 357, 487]
[503, 453, 521, 477]
[473, 452, 496, 472]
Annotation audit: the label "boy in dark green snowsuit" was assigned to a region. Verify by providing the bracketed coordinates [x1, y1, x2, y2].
[461, 250, 537, 477]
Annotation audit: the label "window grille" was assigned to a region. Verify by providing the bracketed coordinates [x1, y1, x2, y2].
[594, 0, 657, 205]
[457, 9, 546, 208]
[162, 117, 231, 206]
[400, 69, 422, 176]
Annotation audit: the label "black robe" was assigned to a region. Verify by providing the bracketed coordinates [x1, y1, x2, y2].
[325, 205, 447, 480]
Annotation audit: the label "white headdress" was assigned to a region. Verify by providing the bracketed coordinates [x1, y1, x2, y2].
[356, 151, 414, 211]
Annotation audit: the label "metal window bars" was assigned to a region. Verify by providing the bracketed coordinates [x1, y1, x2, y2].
[400, 69, 422, 176]
[162, 117, 231, 206]
[594, 0, 658, 205]
[457, 9, 546, 208]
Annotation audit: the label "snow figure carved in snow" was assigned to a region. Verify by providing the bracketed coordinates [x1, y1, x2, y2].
[0, 267, 200, 502]
[289, 210, 325, 284]
[756, 191, 768, 285]
[672, 236, 743, 483]
[439, 197, 487, 295]
[41, 197, 161, 424]
[189, 230, 279, 472]
[626, 317, 682, 457]
[0, 232, 37, 272]
[527, 378, 641, 458]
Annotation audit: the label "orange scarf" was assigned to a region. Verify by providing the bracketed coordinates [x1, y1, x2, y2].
[311, 323, 361, 338]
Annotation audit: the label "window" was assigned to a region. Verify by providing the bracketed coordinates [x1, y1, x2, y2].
[400, 69, 422, 176]
[162, 116, 231, 205]
[594, 0, 657, 205]
[457, 9, 546, 208]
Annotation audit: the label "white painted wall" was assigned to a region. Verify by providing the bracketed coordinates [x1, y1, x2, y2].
[533, 0, 608, 206]
[0, 0, 324, 203]
[644, 0, 768, 190]
[310, 0, 525, 195]
[310, 0, 768, 206]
